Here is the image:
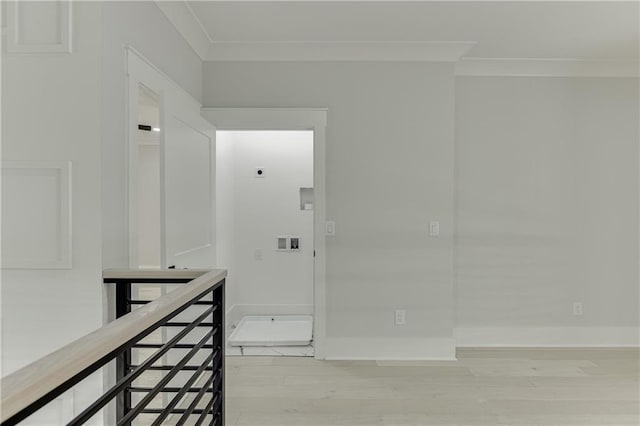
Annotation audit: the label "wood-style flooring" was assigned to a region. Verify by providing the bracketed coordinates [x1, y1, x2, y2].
[225, 348, 640, 426]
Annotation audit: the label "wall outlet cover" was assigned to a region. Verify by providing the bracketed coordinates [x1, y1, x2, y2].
[429, 221, 440, 237]
[290, 237, 300, 251]
[573, 302, 583, 316]
[395, 309, 406, 325]
[277, 237, 288, 251]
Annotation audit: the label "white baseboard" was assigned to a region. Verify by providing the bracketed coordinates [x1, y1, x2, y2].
[226, 304, 313, 328]
[324, 337, 457, 361]
[455, 327, 640, 347]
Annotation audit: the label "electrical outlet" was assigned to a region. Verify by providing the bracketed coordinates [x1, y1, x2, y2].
[573, 302, 583, 316]
[277, 237, 288, 251]
[290, 237, 300, 251]
[429, 221, 440, 237]
[395, 309, 406, 325]
[254, 248, 263, 260]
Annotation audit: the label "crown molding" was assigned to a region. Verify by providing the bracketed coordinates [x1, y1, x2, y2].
[205, 41, 476, 62]
[155, 0, 212, 60]
[456, 58, 639, 78]
[153, 3, 638, 75]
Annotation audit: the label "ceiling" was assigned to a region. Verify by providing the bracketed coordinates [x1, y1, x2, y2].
[186, 1, 639, 60]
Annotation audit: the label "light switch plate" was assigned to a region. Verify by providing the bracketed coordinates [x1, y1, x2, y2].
[326, 221, 336, 236]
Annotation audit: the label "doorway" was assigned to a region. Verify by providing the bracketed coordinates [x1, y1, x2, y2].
[217, 130, 314, 356]
[135, 83, 161, 270]
[202, 107, 327, 359]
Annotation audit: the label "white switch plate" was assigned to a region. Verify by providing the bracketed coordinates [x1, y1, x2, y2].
[325, 221, 336, 236]
[573, 302, 583, 316]
[254, 248, 263, 260]
[395, 309, 406, 325]
[429, 221, 440, 237]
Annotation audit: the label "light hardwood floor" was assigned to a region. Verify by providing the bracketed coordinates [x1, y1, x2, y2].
[225, 348, 639, 426]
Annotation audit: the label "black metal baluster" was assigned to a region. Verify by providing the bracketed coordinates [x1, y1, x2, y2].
[114, 281, 132, 426]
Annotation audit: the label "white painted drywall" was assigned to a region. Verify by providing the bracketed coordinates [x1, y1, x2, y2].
[217, 131, 314, 320]
[204, 62, 457, 358]
[137, 142, 161, 268]
[1, 2, 205, 421]
[136, 86, 161, 268]
[101, 1, 203, 268]
[455, 77, 639, 345]
[216, 132, 236, 313]
[1, 1, 103, 375]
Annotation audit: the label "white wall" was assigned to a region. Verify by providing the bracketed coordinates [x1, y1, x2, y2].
[1, 2, 205, 421]
[454, 76, 639, 346]
[217, 131, 314, 322]
[1, 0, 204, 370]
[137, 142, 161, 268]
[136, 87, 161, 268]
[205, 62, 457, 359]
[1, 1, 103, 375]
[101, 1, 203, 268]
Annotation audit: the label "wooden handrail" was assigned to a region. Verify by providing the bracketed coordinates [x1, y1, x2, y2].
[0, 268, 226, 423]
[102, 268, 214, 280]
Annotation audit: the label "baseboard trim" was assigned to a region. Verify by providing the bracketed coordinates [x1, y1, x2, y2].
[226, 304, 313, 328]
[455, 327, 640, 347]
[324, 337, 457, 361]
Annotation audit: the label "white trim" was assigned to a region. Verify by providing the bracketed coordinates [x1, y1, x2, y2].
[456, 58, 639, 78]
[154, 0, 211, 60]
[203, 108, 327, 130]
[125, 46, 205, 269]
[202, 107, 328, 360]
[455, 327, 640, 347]
[125, 46, 202, 111]
[206, 41, 476, 62]
[5, 0, 72, 54]
[173, 243, 212, 258]
[324, 337, 457, 361]
[183, 1, 214, 44]
[1, 161, 72, 269]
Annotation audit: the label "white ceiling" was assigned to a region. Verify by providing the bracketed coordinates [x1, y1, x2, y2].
[186, 1, 639, 60]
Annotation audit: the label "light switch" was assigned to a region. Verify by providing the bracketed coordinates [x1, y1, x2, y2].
[325, 221, 336, 236]
[429, 221, 440, 237]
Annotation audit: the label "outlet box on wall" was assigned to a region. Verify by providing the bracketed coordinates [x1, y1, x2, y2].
[573, 302, 583, 316]
[276, 236, 301, 252]
[277, 236, 288, 251]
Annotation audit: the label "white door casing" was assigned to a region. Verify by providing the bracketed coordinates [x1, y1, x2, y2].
[126, 47, 216, 270]
[201, 108, 327, 359]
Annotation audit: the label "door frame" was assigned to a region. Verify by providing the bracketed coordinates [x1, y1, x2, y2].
[202, 108, 328, 360]
[125, 46, 208, 268]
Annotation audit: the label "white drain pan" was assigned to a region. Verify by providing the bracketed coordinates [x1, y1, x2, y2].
[229, 315, 312, 347]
